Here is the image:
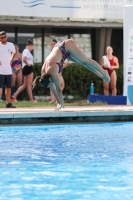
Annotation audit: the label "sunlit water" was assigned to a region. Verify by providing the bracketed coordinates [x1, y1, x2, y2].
[0, 122, 133, 200]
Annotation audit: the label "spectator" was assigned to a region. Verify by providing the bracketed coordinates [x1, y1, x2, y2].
[50, 39, 57, 51]
[11, 44, 22, 86]
[101, 46, 119, 96]
[0, 31, 16, 108]
[11, 39, 37, 102]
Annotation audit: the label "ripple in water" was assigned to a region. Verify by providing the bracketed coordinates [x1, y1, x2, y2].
[0, 122, 133, 199]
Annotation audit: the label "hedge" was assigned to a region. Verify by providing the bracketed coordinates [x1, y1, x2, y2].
[32, 63, 123, 99]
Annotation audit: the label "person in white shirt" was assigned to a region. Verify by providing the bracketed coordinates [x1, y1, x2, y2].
[11, 39, 36, 102]
[0, 31, 16, 108]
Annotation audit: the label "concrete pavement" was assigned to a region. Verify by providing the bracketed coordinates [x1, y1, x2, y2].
[0, 105, 133, 124]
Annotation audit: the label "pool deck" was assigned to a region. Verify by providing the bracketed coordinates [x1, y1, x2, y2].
[1, 105, 133, 124]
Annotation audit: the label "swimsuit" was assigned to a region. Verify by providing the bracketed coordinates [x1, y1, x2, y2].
[103, 57, 115, 77]
[55, 40, 69, 72]
[11, 58, 22, 74]
[44, 40, 69, 74]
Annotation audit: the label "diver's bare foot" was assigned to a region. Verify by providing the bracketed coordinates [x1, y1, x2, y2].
[55, 104, 64, 111]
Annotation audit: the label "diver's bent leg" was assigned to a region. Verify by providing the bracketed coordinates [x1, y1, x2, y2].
[66, 40, 110, 83]
[82, 60, 110, 83]
[68, 54, 104, 78]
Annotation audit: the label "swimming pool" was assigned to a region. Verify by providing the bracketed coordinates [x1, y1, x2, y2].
[0, 122, 133, 200]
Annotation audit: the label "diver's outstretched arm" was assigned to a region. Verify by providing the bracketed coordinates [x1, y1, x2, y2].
[50, 84, 60, 104]
[50, 72, 64, 109]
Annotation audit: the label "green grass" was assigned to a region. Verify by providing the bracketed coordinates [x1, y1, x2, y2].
[0, 100, 107, 108]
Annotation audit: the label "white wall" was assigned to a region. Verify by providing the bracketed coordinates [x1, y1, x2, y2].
[1, 0, 133, 19]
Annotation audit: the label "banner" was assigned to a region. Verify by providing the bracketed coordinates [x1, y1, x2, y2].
[1, 0, 133, 19]
[123, 5, 133, 105]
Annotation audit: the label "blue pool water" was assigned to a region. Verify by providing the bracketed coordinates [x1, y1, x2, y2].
[0, 122, 133, 200]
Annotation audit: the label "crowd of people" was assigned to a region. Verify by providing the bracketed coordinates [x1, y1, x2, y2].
[11, 39, 36, 103]
[0, 30, 119, 110]
[0, 31, 36, 107]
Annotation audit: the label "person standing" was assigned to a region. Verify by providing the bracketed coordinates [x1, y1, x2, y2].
[11, 44, 22, 86]
[0, 31, 16, 108]
[11, 39, 36, 102]
[101, 46, 119, 96]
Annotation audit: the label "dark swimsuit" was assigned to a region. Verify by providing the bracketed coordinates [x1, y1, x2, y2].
[55, 40, 69, 73]
[44, 40, 69, 74]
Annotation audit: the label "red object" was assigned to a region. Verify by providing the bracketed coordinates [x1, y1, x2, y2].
[104, 57, 115, 77]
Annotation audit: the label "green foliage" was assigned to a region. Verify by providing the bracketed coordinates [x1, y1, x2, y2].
[0, 101, 106, 108]
[116, 64, 123, 95]
[63, 63, 123, 97]
[30, 63, 124, 99]
[63, 63, 99, 97]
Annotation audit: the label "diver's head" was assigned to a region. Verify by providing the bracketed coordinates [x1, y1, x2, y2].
[39, 73, 53, 88]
